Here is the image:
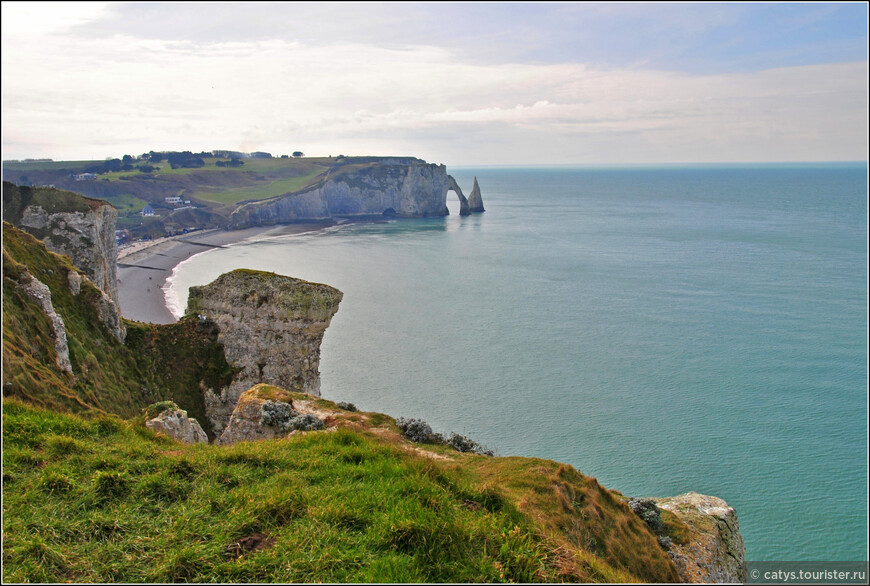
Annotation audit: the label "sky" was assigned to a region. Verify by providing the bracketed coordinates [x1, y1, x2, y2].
[1, 1, 868, 166]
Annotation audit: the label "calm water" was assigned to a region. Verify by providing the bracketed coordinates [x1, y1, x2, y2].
[167, 164, 868, 561]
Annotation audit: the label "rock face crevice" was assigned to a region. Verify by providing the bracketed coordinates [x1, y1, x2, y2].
[653, 492, 747, 584]
[185, 269, 342, 437]
[228, 160, 482, 227]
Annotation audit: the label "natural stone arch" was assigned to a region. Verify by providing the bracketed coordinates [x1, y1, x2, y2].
[447, 175, 471, 216]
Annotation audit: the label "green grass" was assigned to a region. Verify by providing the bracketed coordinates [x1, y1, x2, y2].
[90, 157, 331, 205]
[97, 192, 150, 213]
[194, 170, 327, 205]
[2, 400, 598, 583]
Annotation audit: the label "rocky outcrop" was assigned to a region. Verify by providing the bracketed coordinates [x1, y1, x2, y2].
[146, 406, 209, 444]
[218, 384, 329, 445]
[467, 177, 485, 213]
[447, 175, 471, 216]
[185, 269, 342, 437]
[653, 492, 747, 583]
[18, 200, 120, 307]
[18, 272, 72, 375]
[228, 159, 481, 227]
[65, 266, 125, 343]
[93, 286, 126, 343]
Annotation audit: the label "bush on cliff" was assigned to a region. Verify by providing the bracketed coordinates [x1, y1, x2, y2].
[447, 432, 494, 457]
[259, 400, 298, 428]
[396, 417, 493, 456]
[395, 417, 434, 443]
[629, 497, 665, 534]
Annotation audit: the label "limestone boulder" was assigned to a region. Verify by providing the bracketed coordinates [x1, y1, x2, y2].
[218, 384, 326, 445]
[146, 407, 208, 444]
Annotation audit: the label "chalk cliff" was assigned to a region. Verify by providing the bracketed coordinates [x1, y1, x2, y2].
[3, 182, 121, 308]
[467, 176, 485, 212]
[185, 269, 342, 437]
[228, 159, 480, 227]
[16, 271, 73, 375]
[654, 492, 747, 583]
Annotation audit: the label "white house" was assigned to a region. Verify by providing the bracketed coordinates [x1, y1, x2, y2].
[141, 205, 155, 217]
[75, 173, 97, 181]
[164, 196, 183, 205]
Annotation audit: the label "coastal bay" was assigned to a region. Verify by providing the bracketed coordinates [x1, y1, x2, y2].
[116, 224, 328, 324]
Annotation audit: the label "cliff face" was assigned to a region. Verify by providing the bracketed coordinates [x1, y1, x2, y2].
[3, 183, 121, 308]
[228, 161, 479, 227]
[185, 269, 342, 437]
[654, 492, 747, 583]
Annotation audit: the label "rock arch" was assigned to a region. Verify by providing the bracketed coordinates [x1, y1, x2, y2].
[446, 175, 471, 216]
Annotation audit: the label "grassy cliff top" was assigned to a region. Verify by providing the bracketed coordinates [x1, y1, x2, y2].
[186, 269, 343, 319]
[2, 394, 682, 583]
[2, 182, 110, 225]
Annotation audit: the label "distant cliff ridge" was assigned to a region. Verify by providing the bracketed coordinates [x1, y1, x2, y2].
[228, 160, 483, 228]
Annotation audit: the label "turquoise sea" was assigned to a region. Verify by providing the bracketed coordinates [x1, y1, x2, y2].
[166, 163, 868, 561]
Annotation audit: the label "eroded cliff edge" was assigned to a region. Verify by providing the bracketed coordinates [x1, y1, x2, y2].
[185, 269, 342, 438]
[653, 492, 748, 583]
[228, 159, 482, 227]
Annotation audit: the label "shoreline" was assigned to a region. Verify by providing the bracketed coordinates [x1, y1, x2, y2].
[116, 223, 330, 324]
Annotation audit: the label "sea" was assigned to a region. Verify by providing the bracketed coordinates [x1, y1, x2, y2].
[165, 163, 868, 561]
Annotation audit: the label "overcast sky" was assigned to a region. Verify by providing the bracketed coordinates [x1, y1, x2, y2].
[1, 1, 867, 165]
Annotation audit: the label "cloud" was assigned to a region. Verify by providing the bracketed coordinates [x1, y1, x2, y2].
[1, 23, 866, 164]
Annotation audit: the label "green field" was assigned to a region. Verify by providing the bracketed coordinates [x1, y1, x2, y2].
[87, 158, 333, 205]
[194, 169, 328, 204]
[97, 193, 150, 213]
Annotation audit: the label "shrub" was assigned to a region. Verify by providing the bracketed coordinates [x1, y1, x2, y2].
[144, 400, 179, 420]
[259, 401, 297, 429]
[285, 413, 324, 432]
[628, 498, 664, 534]
[337, 401, 358, 412]
[447, 432, 494, 457]
[657, 535, 673, 551]
[396, 417, 434, 443]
